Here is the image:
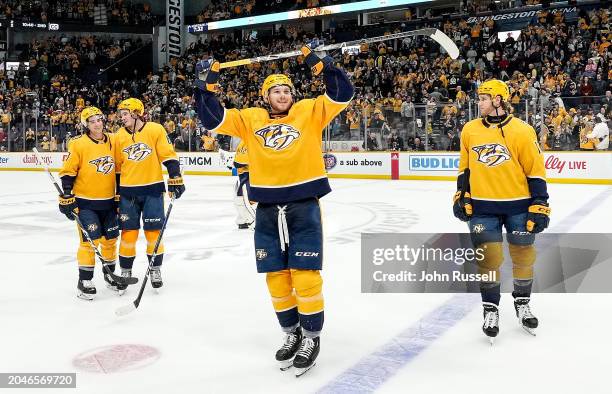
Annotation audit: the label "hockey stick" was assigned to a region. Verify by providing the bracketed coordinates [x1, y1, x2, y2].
[219, 28, 459, 69]
[115, 195, 176, 316]
[32, 148, 137, 286]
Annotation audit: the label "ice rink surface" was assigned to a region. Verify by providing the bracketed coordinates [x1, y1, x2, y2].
[0, 171, 610, 393]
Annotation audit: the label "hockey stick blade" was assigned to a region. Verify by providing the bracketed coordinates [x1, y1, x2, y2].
[115, 302, 137, 317]
[430, 29, 460, 59]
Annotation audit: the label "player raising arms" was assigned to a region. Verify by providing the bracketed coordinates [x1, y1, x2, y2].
[195, 47, 353, 376]
[114, 98, 185, 292]
[59, 107, 122, 300]
[453, 79, 551, 343]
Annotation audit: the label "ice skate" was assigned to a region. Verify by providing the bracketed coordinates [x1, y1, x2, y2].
[117, 269, 132, 296]
[150, 267, 163, 291]
[77, 279, 96, 301]
[104, 270, 121, 292]
[514, 297, 538, 336]
[482, 302, 499, 345]
[293, 336, 320, 377]
[275, 327, 302, 371]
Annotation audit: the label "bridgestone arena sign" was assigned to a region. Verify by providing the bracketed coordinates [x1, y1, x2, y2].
[467, 6, 576, 24]
[166, 0, 183, 61]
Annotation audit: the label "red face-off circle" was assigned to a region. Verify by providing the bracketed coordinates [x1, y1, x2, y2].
[73, 344, 160, 373]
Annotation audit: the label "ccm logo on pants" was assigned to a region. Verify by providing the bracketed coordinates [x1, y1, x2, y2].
[295, 252, 320, 257]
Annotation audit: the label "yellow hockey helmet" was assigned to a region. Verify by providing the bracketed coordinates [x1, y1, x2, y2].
[117, 98, 145, 116]
[478, 79, 510, 101]
[80, 106, 104, 127]
[261, 74, 294, 99]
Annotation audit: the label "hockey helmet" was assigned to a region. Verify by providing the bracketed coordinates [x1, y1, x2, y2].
[80, 106, 104, 127]
[117, 98, 145, 117]
[478, 79, 510, 101]
[261, 74, 294, 99]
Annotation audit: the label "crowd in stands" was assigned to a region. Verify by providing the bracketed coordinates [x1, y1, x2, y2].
[0, 3, 609, 153]
[190, 5, 611, 151]
[0, 0, 155, 25]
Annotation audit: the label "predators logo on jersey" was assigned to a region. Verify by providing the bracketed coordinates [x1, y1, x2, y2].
[472, 143, 511, 167]
[255, 124, 300, 151]
[123, 142, 153, 161]
[88, 156, 114, 175]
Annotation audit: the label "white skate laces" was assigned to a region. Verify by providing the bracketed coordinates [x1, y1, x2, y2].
[281, 331, 299, 350]
[483, 304, 499, 329]
[82, 280, 95, 289]
[151, 269, 161, 282]
[515, 298, 535, 320]
[296, 337, 315, 358]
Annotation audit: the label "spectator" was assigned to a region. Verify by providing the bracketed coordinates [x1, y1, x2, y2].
[363, 132, 379, 151]
[587, 117, 610, 150]
[411, 137, 425, 151]
[447, 130, 460, 151]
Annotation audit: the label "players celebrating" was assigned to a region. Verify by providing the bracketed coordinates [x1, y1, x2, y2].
[59, 106, 122, 300]
[453, 79, 551, 343]
[194, 47, 354, 375]
[114, 98, 185, 292]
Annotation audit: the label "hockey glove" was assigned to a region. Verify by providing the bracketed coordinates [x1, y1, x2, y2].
[195, 59, 220, 93]
[59, 194, 77, 220]
[453, 191, 473, 222]
[300, 46, 332, 76]
[526, 199, 550, 233]
[167, 176, 185, 199]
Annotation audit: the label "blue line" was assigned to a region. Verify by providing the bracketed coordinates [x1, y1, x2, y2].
[318, 186, 612, 393]
[317, 294, 479, 394]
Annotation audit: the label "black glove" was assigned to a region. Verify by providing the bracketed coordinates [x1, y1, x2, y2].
[59, 194, 77, 220]
[453, 191, 473, 222]
[195, 59, 220, 93]
[526, 199, 550, 233]
[300, 46, 332, 76]
[167, 176, 185, 199]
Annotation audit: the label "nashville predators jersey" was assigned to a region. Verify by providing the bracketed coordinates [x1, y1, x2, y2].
[233, 140, 249, 175]
[458, 115, 548, 215]
[114, 122, 179, 196]
[59, 133, 116, 210]
[209, 95, 349, 203]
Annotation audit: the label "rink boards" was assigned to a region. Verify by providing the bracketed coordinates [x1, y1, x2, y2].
[0, 151, 610, 184]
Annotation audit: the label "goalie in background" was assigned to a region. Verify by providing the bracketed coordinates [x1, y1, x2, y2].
[58, 106, 122, 300]
[223, 140, 256, 229]
[194, 46, 354, 376]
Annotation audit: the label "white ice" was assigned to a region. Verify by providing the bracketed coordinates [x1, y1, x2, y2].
[0, 172, 610, 394]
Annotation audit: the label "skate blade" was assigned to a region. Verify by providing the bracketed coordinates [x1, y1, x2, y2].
[521, 325, 537, 336]
[106, 283, 120, 292]
[77, 292, 94, 301]
[295, 362, 316, 378]
[489, 337, 495, 346]
[118, 289, 127, 296]
[279, 359, 294, 371]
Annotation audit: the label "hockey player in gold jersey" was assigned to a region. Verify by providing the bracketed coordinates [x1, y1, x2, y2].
[114, 98, 185, 292]
[453, 79, 551, 343]
[195, 46, 354, 376]
[59, 106, 122, 300]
